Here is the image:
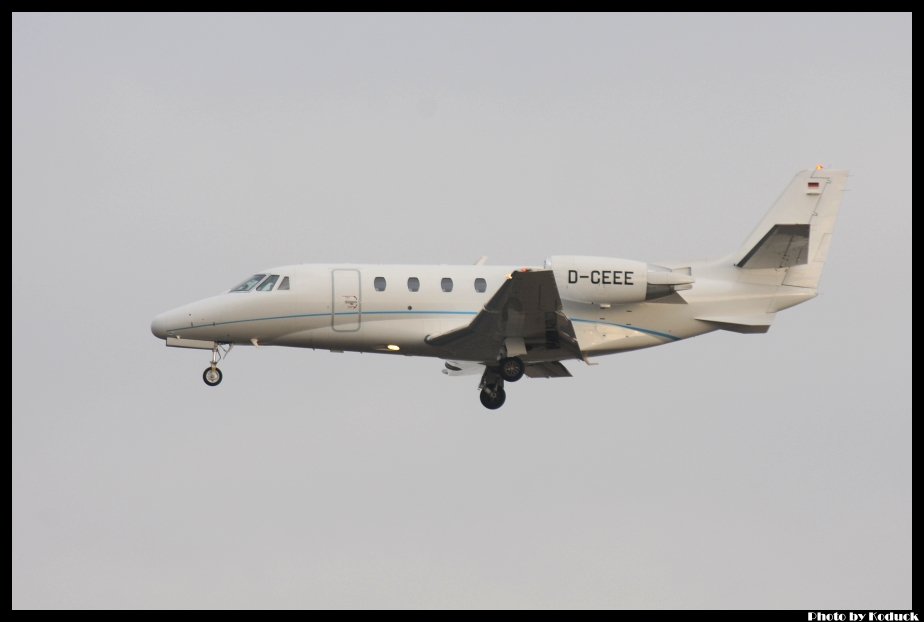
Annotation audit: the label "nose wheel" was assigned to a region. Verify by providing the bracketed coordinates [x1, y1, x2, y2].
[203, 366, 223, 386]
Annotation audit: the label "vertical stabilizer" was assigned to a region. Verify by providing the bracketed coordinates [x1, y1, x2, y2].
[735, 169, 848, 290]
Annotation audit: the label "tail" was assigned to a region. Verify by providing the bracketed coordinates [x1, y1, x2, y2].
[735, 168, 848, 291]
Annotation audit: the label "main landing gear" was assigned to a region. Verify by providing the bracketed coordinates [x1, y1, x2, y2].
[202, 343, 230, 387]
[479, 357, 524, 410]
[498, 356, 525, 382]
[480, 381, 506, 410]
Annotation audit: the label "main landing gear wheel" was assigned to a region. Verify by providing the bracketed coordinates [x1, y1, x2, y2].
[499, 356, 525, 382]
[478, 367, 508, 410]
[203, 366, 223, 386]
[480, 386, 506, 410]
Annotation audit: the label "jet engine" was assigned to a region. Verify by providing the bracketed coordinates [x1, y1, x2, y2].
[545, 255, 694, 305]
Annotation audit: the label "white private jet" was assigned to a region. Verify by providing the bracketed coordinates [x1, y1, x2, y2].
[152, 168, 846, 409]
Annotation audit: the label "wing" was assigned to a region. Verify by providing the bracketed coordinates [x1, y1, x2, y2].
[425, 269, 580, 363]
[441, 358, 572, 377]
[524, 361, 572, 378]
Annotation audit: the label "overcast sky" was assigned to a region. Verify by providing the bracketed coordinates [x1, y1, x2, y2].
[12, 13, 911, 609]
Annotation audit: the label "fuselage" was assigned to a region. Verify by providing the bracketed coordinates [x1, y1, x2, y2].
[150, 262, 736, 363]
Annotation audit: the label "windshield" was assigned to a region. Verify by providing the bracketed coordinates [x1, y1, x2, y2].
[230, 274, 267, 292]
[256, 275, 279, 291]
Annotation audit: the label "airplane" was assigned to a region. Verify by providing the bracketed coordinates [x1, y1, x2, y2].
[151, 168, 847, 409]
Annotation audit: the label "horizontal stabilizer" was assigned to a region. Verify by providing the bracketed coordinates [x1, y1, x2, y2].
[696, 313, 776, 334]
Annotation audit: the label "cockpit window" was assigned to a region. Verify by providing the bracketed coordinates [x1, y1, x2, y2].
[278, 276, 290, 290]
[231, 274, 267, 292]
[256, 274, 280, 291]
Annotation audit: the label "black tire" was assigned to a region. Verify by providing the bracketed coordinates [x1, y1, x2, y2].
[480, 387, 507, 410]
[499, 357, 525, 382]
[202, 367, 223, 386]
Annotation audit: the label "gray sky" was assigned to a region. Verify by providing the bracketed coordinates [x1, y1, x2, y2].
[12, 13, 911, 609]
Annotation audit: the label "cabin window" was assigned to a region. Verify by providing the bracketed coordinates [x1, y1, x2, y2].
[231, 274, 266, 292]
[256, 275, 279, 291]
[474, 277, 487, 293]
[278, 276, 290, 290]
[374, 276, 386, 292]
[407, 277, 420, 292]
[441, 277, 453, 292]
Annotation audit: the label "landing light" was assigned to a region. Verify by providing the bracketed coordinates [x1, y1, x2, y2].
[386, 344, 400, 351]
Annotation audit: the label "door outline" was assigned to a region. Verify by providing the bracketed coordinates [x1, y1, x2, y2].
[331, 269, 361, 332]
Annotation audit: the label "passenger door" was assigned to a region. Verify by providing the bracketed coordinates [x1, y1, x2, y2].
[331, 269, 361, 331]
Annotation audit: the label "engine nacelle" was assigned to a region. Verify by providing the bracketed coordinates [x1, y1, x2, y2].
[546, 255, 693, 305]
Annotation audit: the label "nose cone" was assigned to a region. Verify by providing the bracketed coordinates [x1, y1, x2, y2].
[151, 312, 170, 339]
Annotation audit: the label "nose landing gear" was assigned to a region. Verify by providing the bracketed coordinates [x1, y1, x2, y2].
[202, 343, 231, 387]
